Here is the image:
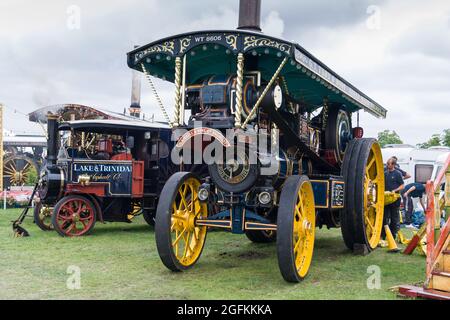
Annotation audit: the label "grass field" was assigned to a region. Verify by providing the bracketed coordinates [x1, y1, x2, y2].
[0, 208, 425, 300]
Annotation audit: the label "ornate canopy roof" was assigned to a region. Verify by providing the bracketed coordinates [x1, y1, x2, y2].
[127, 30, 387, 118]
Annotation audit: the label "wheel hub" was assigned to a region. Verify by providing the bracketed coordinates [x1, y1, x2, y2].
[13, 172, 23, 182]
[173, 209, 196, 232]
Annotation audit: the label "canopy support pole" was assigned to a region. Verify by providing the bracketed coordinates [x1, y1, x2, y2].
[140, 63, 173, 128]
[235, 53, 244, 128]
[173, 57, 182, 127]
[241, 57, 288, 129]
[180, 55, 187, 125]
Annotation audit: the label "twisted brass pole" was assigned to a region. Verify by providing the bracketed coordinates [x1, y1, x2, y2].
[173, 57, 182, 127]
[241, 57, 288, 129]
[235, 53, 244, 128]
[140, 63, 172, 127]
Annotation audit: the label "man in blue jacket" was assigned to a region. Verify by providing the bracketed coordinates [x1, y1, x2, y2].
[383, 158, 405, 239]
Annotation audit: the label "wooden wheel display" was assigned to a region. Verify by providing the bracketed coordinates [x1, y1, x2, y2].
[277, 175, 316, 282]
[340, 138, 385, 251]
[52, 195, 97, 237]
[155, 172, 208, 271]
[3, 155, 39, 186]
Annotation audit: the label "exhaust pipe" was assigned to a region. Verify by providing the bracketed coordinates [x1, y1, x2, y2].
[129, 45, 142, 118]
[46, 113, 59, 166]
[237, 0, 262, 32]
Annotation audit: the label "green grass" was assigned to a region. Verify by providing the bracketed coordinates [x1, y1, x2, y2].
[0, 208, 425, 300]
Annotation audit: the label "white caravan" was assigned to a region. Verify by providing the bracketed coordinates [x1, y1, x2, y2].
[382, 145, 450, 185]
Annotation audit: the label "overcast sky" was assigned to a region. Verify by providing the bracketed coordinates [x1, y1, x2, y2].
[0, 0, 449, 145]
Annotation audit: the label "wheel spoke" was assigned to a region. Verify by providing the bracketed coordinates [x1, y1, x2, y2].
[172, 227, 187, 247]
[365, 215, 374, 231]
[75, 203, 84, 215]
[293, 237, 303, 253]
[58, 214, 72, 221]
[182, 231, 192, 258]
[62, 204, 74, 215]
[9, 162, 16, 170]
[193, 227, 200, 240]
[367, 156, 376, 172]
[174, 230, 179, 257]
[178, 190, 188, 210]
[22, 163, 31, 172]
[65, 223, 75, 233]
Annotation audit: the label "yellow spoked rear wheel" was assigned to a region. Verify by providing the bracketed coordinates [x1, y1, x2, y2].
[155, 172, 207, 271]
[341, 138, 385, 251]
[363, 144, 385, 249]
[277, 175, 316, 282]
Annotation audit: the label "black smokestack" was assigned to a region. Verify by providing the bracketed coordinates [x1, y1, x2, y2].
[129, 45, 141, 118]
[237, 0, 262, 32]
[46, 113, 59, 166]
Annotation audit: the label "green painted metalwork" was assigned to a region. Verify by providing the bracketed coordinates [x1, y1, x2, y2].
[128, 30, 387, 118]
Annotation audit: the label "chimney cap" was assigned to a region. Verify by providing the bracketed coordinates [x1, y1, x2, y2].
[237, 0, 262, 32]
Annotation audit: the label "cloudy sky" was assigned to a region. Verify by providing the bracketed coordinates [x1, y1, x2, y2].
[0, 0, 449, 145]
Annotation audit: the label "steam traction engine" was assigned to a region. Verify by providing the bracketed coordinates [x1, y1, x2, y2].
[35, 114, 175, 236]
[127, 0, 387, 282]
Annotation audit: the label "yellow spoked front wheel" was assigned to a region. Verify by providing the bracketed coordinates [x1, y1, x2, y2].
[155, 172, 208, 271]
[341, 138, 385, 251]
[277, 175, 316, 282]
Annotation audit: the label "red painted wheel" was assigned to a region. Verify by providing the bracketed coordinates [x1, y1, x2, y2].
[52, 195, 97, 237]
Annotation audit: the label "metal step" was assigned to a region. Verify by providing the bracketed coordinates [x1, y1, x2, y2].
[430, 271, 450, 292]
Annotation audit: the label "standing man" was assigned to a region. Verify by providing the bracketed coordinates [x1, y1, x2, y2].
[390, 156, 412, 180]
[389, 156, 412, 222]
[402, 182, 426, 228]
[383, 158, 405, 239]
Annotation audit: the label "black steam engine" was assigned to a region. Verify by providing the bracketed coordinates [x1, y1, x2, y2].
[125, 0, 388, 282]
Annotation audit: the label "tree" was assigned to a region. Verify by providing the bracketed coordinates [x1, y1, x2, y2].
[442, 129, 450, 147]
[377, 130, 403, 148]
[417, 134, 442, 149]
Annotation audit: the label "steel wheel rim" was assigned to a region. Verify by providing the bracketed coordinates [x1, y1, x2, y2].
[170, 177, 207, 267]
[56, 198, 95, 236]
[363, 143, 385, 249]
[293, 181, 315, 278]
